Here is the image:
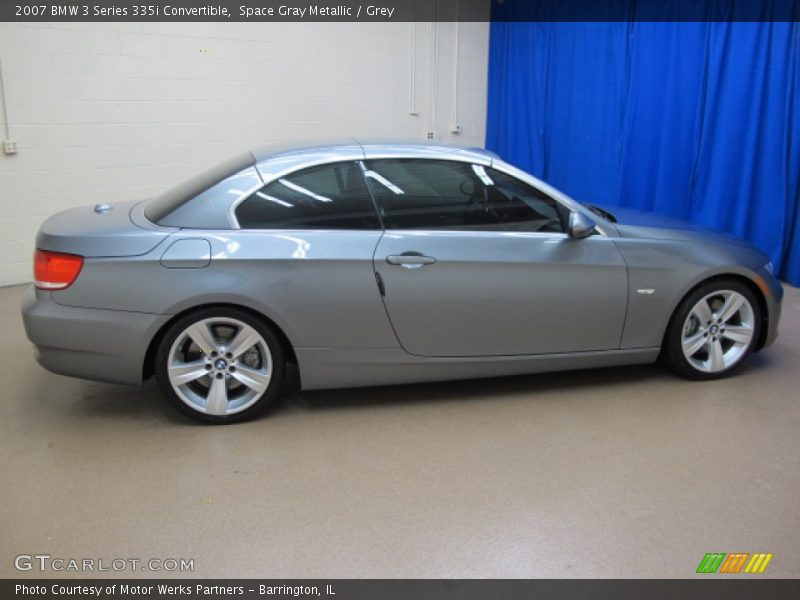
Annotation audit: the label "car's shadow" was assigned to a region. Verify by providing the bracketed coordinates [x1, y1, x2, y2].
[61, 352, 771, 424]
[278, 362, 669, 413]
[279, 350, 772, 415]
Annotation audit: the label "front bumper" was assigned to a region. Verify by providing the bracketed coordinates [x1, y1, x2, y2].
[21, 286, 170, 385]
[756, 265, 783, 350]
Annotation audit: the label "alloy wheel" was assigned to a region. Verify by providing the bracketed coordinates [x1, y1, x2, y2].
[680, 290, 755, 373]
[167, 317, 273, 416]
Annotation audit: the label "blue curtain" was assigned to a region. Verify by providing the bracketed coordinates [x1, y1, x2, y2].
[486, 2, 800, 285]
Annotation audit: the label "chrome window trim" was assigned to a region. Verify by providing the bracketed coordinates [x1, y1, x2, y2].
[231, 156, 384, 231]
[230, 146, 491, 230]
[488, 159, 614, 238]
[381, 229, 570, 239]
[227, 180, 266, 229]
[363, 155, 608, 238]
[227, 146, 611, 237]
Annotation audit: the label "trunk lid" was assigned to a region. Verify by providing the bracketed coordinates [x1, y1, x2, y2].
[36, 200, 175, 257]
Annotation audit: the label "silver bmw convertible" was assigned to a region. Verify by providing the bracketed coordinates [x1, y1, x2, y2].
[21, 141, 782, 423]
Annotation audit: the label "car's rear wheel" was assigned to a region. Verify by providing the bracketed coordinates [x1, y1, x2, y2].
[662, 279, 760, 380]
[155, 307, 284, 423]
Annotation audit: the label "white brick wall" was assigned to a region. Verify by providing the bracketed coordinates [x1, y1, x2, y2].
[0, 21, 489, 285]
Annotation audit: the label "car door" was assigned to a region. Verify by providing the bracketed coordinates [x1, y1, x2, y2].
[230, 159, 398, 349]
[364, 157, 628, 357]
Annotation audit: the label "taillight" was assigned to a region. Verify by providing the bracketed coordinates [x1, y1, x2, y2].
[34, 249, 84, 290]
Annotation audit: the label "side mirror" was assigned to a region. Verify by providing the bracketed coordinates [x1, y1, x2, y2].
[567, 211, 597, 239]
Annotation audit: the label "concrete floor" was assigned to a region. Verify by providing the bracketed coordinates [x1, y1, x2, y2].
[1, 283, 798, 579]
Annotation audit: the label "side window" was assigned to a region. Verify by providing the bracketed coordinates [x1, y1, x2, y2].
[236, 161, 380, 230]
[362, 159, 485, 229]
[483, 167, 566, 233]
[362, 159, 565, 232]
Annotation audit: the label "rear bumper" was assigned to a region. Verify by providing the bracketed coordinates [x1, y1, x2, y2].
[21, 286, 170, 385]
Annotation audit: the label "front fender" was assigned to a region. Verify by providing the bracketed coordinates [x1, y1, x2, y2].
[614, 237, 774, 350]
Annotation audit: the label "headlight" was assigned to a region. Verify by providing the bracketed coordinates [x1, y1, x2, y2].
[764, 261, 774, 275]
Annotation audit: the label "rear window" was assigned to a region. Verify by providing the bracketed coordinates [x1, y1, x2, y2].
[144, 152, 255, 224]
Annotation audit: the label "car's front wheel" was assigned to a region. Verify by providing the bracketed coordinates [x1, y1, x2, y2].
[662, 279, 761, 380]
[155, 307, 284, 423]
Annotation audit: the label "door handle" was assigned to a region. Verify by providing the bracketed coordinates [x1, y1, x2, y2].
[386, 253, 436, 268]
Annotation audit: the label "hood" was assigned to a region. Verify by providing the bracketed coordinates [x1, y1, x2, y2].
[589, 203, 758, 250]
[589, 204, 696, 230]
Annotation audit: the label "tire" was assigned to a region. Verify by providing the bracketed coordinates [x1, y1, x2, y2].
[155, 307, 285, 424]
[662, 279, 761, 380]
